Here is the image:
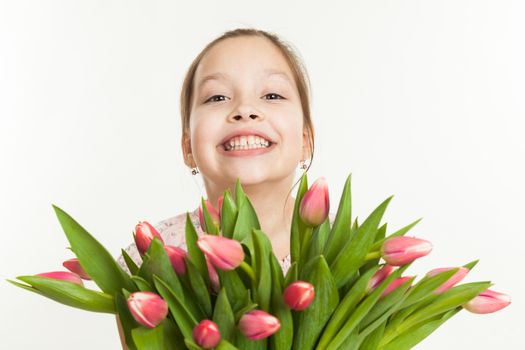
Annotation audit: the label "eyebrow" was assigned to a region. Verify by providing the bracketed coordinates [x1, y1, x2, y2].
[196, 69, 293, 90]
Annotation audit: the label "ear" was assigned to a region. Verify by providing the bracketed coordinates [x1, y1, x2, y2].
[301, 127, 313, 161]
[181, 132, 196, 168]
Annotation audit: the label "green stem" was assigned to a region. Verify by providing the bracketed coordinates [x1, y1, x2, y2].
[239, 261, 256, 283]
[365, 251, 381, 261]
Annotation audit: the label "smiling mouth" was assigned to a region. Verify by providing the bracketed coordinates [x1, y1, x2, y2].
[221, 135, 274, 152]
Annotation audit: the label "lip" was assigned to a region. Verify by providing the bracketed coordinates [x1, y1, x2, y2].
[217, 142, 277, 157]
[218, 128, 276, 147]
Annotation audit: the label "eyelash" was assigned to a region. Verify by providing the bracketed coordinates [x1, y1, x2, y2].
[204, 93, 285, 103]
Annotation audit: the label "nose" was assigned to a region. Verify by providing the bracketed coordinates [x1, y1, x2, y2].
[228, 102, 264, 122]
[231, 114, 260, 121]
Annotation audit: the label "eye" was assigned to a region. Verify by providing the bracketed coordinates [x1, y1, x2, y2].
[264, 93, 285, 100]
[205, 95, 229, 103]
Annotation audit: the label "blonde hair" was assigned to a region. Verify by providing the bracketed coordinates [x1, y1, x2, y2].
[180, 28, 315, 171]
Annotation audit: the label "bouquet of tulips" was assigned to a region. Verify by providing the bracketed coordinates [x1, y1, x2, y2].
[8, 173, 510, 349]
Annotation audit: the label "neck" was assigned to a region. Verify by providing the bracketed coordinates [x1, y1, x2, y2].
[203, 173, 298, 260]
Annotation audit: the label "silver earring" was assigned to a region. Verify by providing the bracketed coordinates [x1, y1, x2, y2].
[191, 167, 199, 175]
[300, 160, 308, 170]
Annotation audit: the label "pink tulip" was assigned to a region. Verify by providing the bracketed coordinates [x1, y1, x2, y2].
[127, 291, 168, 328]
[381, 276, 414, 298]
[299, 177, 330, 226]
[367, 264, 396, 293]
[198, 200, 221, 233]
[426, 267, 469, 294]
[36, 271, 84, 286]
[197, 235, 244, 271]
[463, 289, 511, 314]
[192, 319, 221, 349]
[134, 221, 164, 255]
[239, 310, 281, 340]
[206, 257, 220, 294]
[283, 281, 315, 311]
[164, 245, 187, 275]
[62, 258, 91, 280]
[381, 236, 433, 266]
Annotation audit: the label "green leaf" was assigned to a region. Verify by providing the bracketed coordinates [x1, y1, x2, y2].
[115, 292, 138, 350]
[370, 218, 423, 251]
[153, 275, 198, 340]
[186, 258, 212, 316]
[232, 194, 260, 269]
[184, 339, 203, 350]
[290, 174, 309, 265]
[121, 248, 139, 275]
[330, 196, 393, 288]
[401, 281, 491, 329]
[137, 238, 184, 299]
[359, 224, 387, 275]
[234, 178, 247, 208]
[221, 190, 238, 238]
[252, 229, 272, 311]
[131, 323, 165, 350]
[293, 255, 339, 350]
[399, 268, 459, 309]
[161, 317, 186, 350]
[213, 288, 236, 341]
[324, 174, 352, 265]
[284, 262, 298, 288]
[201, 197, 219, 235]
[52, 204, 135, 294]
[218, 268, 249, 314]
[131, 276, 153, 292]
[316, 266, 380, 349]
[381, 308, 461, 350]
[269, 254, 293, 350]
[359, 319, 386, 350]
[359, 277, 415, 332]
[216, 339, 241, 350]
[185, 213, 210, 287]
[324, 264, 411, 350]
[304, 217, 331, 265]
[12, 276, 114, 313]
[463, 259, 479, 270]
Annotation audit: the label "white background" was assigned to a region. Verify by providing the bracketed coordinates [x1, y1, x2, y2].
[1, 1, 523, 348]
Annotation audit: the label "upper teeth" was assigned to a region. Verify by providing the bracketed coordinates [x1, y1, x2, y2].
[225, 135, 271, 150]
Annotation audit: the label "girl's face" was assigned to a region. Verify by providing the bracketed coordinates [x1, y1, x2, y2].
[184, 36, 310, 188]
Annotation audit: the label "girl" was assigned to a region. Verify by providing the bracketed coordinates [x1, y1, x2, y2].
[116, 28, 335, 347]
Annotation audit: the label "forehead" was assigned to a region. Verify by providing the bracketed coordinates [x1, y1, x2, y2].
[194, 36, 296, 88]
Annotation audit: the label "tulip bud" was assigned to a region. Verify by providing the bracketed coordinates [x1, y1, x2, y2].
[381, 236, 432, 266]
[426, 267, 469, 294]
[164, 245, 187, 275]
[193, 319, 221, 349]
[381, 276, 414, 298]
[62, 258, 91, 280]
[366, 264, 395, 293]
[127, 291, 168, 328]
[299, 177, 330, 226]
[283, 281, 315, 311]
[206, 257, 220, 294]
[239, 310, 281, 340]
[198, 200, 221, 233]
[134, 221, 164, 255]
[197, 235, 244, 271]
[463, 289, 511, 314]
[36, 271, 84, 286]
